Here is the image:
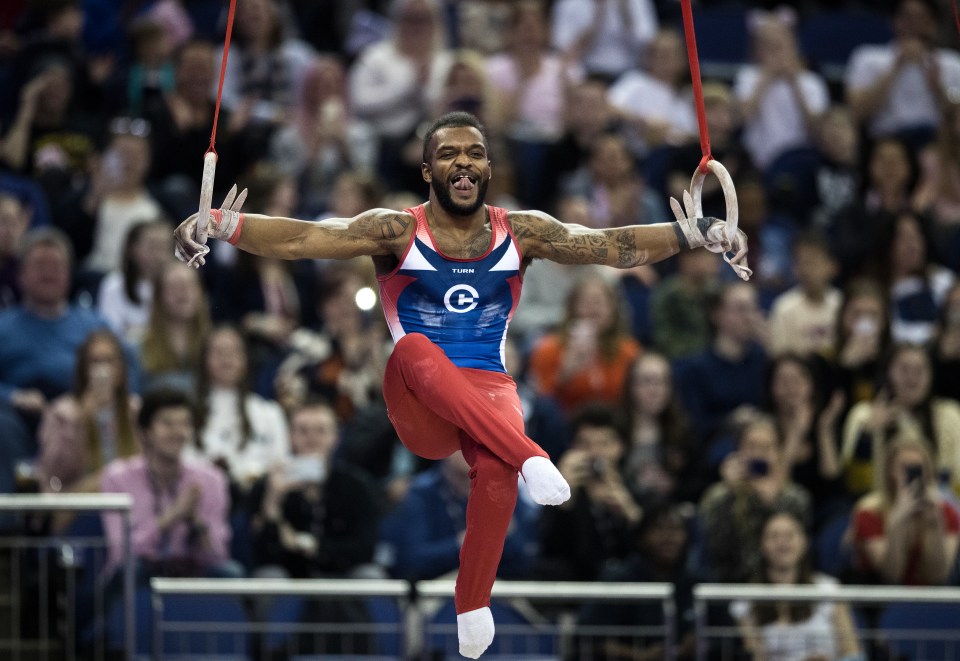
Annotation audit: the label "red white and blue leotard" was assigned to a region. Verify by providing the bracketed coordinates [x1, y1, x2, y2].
[377, 204, 522, 373]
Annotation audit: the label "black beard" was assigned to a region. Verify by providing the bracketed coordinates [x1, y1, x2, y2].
[431, 175, 489, 217]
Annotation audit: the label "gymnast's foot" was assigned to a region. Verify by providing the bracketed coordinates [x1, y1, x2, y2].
[521, 456, 571, 506]
[458, 606, 495, 659]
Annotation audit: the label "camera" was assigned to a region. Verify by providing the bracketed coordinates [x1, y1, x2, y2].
[904, 463, 924, 496]
[589, 458, 607, 479]
[747, 458, 770, 477]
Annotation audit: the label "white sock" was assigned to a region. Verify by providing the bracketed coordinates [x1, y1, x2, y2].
[521, 456, 571, 506]
[457, 606, 495, 659]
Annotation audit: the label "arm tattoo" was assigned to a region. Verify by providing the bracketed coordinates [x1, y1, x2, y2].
[511, 211, 609, 264]
[614, 230, 641, 267]
[378, 213, 410, 240]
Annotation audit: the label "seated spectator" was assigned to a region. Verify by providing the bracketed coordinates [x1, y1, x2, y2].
[698, 416, 812, 582]
[188, 325, 289, 494]
[100, 388, 240, 584]
[766, 354, 846, 523]
[735, 9, 828, 173]
[649, 247, 719, 360]
[674, 282, 768, 444]
[810, 105, 861, 233]
[850, 435, 960, 585]
[731, 511, 862, 661]
[608, 28, 695, 158]
[97, 219, 173, 345]
[868, 211, 955, 345]
[577, 501, 698, 661]
[767, 231, 841, 358]
[551, 0, 657, 82]
[841, 344, 960, 497]
[139, 261, 211, 393]
[846, 0, 960, 144]
[0, 192, 32, 308]
[934, 282, 960, 401]
[913, 100, 960, 229]
[38, 330, 140, 495]
[0, 229, 110, 426]
[249, 400, 381, 579]
[819, 278, 891, 408]
[385, 449, 536, 581]
[618, 353, 705, 506]
[538, 406, 642, 581]
[528, 273, 641, 414]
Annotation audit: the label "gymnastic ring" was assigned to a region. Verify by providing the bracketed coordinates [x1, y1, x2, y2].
[689, 159, 752, 281]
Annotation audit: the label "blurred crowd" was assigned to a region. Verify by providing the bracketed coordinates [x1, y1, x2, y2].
[1, 0, 959, 657]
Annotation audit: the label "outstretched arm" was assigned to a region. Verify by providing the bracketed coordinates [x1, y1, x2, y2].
[509, 210, 746, 268]
[173, 202, 412, 264]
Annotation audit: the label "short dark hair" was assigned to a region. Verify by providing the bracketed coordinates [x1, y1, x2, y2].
[569, 404, 627, 443]
[421, 112, 488, 163]
[138, 388, 195, 429]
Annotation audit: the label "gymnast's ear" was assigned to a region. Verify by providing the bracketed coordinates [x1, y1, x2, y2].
[422, 161, 433, 183]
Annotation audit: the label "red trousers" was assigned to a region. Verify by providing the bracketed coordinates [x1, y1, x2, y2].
[382, 333, 548, 613]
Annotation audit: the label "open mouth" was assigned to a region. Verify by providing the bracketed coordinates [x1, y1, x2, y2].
[451, 173, 477, 194]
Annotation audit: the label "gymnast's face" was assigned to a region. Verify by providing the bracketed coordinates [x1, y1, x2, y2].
[423, 126, 491, 217]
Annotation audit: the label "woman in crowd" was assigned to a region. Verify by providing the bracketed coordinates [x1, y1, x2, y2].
[934, 282, 960, 401]
[528, 273, 641, 414]
[97, 219, 173, 345]
[850, 436, 960, 585]
[841, 344, 960, 498]
[617, 352, 704, 506]
[38, 330, 139, 494]
[698, 415, 812, 582]
[139, 261, 211, 393]
[731, 511, 862, 661]
[188, 325, 289, 494]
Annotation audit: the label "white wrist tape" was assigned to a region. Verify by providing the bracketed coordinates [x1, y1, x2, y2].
[208, 208, 245, 244]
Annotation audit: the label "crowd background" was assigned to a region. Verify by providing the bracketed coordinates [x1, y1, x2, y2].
[1, 0, 960, 657]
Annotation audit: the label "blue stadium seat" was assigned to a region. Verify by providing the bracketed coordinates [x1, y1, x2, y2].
[158, 593, 250, 659]
[798, 10, 893, 79]
[813, 511, 852, 578]
[879, 602, 960, 660]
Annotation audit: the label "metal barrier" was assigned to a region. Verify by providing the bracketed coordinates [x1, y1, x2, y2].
[695, 583, 960, 661]
[0, 493, 134, 661]
[150, 578, 675, 661]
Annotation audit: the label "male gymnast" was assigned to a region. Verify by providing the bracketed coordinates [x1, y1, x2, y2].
[174, 111, 748, 658]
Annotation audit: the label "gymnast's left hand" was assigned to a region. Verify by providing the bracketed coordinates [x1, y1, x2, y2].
[173, 212, 206, 266]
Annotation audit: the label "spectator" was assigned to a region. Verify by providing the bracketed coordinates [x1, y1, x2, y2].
[538, 406, 642, 581]
[674, 282, 768, 443]
[551, 0, 658, 82]
[913, 100, 960, 229]
[869, 211, 955, 345]
[38, 329, 140, 494]
[385, 449, 537, 581]
[139, 261, 211, 393]
[811, 105, 861, 233]
[348, 0, 453, 191]
[934, 282, 960, 401]
[608, 28, 696, 157]
[562, 132, 668, 230]
[486, 0, 583, 208]
[846, 0, 960, 145]
[767, 230, 841, 358]
[504, 336, 570, 463]
[97, 219, 173, 345]
[100, 388, 240, 582]
[268, 55, 376, 218]
[766, 354, 846, 523]
[0, 192, 32, 308]
[649, 248, 719, 360]
[188, 325, 289, 493]
[735, 9, 828, 172]
[619, 352, 705, 506]
[0, 229, 110, 421]
[112, 17, 176, 118]
[249, 400, 381, 578]
[850, 435, 960, 585]
[577, 501, 698, 661]
[819, 278, 891, 408]
[698, 415, 812, 582]
[528, 272, 641, 414]
[841, 343, 960, 497]
[731, 511, 862, 661]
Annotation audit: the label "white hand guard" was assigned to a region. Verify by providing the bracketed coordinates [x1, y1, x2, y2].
[670, 190, 751, 280]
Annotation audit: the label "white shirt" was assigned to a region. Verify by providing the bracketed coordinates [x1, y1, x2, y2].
[730, 575, 840, 661]
[551, 0, 658, 77]
[767, 286, 842, 357]
[486, 53, 582, 141]
[97, 272, 153, 346]
[86, 194, 162, 273]
[735, 66, 829, 169]
[890, 267, 956, 345]
[187, 388, 291, 486]
[608, 70, 696, 152]
[846, 43, 960, 136]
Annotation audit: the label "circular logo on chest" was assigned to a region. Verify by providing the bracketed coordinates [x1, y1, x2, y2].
[444, 284, 479, 313]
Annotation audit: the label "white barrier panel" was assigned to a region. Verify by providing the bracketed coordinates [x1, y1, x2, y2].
[0, 493, 134, 661]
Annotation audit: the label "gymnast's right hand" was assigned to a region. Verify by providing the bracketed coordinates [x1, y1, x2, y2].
[174, 185, 248, 267]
